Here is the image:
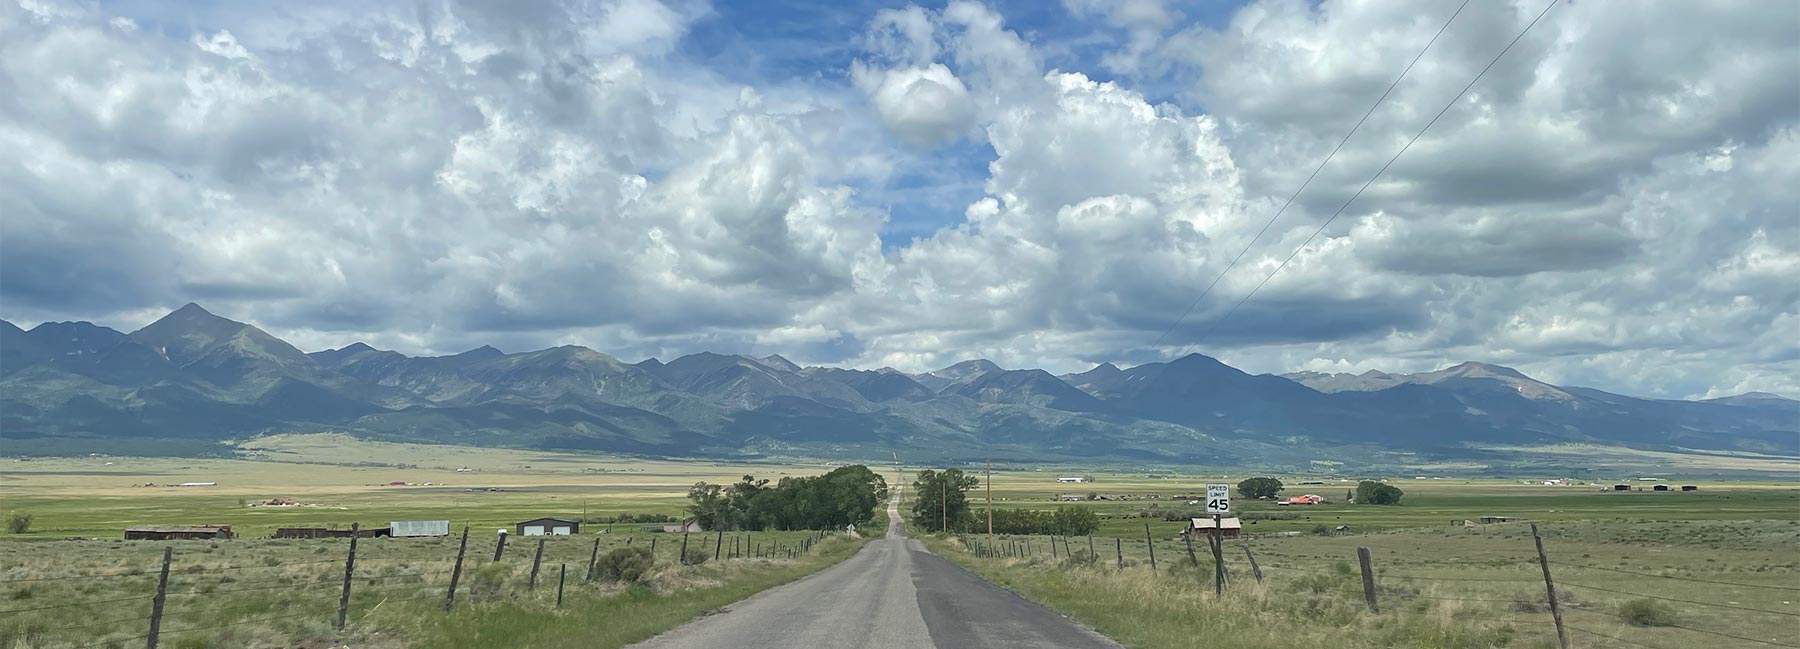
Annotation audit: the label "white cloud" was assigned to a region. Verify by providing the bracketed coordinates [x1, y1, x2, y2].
[1, 0, 1795, 400]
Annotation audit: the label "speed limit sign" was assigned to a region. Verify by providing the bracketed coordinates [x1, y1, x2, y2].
[1205, 483, 1231, 513]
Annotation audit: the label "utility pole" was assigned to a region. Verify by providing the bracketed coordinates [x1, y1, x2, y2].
[940, 473, 946, 533]
[986, 459, 994, 549]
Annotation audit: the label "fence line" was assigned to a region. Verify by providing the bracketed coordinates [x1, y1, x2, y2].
[1548, 560, 1800, 591]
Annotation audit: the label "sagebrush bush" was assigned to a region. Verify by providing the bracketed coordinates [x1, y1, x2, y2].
[682, 547, 710, 566]
[1618, 598, 1677, 626]
[596, 546, 655, 583]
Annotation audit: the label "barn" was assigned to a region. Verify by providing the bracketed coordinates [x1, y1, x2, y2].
[516, 517, 579, 536]
[125, 525, 232, 540]
[1652, 484, 1671, 491]
[272, 527, 390, 539]
[1184, 517, 1242, 539]
[1681, 485, 1699, 492]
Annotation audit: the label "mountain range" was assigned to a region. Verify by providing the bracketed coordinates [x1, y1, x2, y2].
[2, 304, 1795, 466]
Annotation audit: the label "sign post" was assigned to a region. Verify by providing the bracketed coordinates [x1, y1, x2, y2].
[1205, 483, 1229, 594]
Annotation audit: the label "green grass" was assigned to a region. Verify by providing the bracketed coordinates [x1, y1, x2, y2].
[0, 525, 866, 647]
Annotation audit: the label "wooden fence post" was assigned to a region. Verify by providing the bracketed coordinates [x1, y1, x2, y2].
[586, 536, 601, 582]
[336, 523, 359, 630]
[493, 530, 508, 562]
[1532, 524, 1571, 649]
[1052, 535, 1059, 559]
[444, 526, 469, 611]
[145, 546, 171, 649]
[1356, 547, 1378, 613]
[680, 532, 690, 564]
[556, 564, 567, 609]
[1115, 537, 1122, 569]
[1242, 545, 1263, 584]
[1210, 516, 1225, 595]
[1183, 533, 1200, 568]
[529, 538, 546, 590]
[716, 530, 724, 561]
[1144, 524, 1156, 572]
[1087, 535, 1095, 563]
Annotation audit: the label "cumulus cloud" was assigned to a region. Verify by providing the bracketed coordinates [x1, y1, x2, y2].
[1, 0, 1794, 400]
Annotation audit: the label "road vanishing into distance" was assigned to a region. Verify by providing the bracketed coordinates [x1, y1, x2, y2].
[629, 483, 1120, 649]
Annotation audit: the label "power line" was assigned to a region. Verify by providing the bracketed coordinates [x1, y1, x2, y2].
[1179, 0, 1560, 346]
[1149, 0, 1474, 351]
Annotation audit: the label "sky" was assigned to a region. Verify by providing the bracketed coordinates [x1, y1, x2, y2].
[1, 0, 1796, 400]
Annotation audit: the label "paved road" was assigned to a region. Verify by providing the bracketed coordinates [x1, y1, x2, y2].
[628, 483, 1120, 649]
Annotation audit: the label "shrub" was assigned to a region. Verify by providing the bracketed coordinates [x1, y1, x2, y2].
[5, 513, 31, 534]
[466, 562, 512, 601]
[595, 546, 655, 583]
[681, 547, 710, 566]
[1618, 598, 1677, 627]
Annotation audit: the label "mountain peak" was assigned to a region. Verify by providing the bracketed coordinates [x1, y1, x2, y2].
[1440, 361, 1527, 379]
[756, 354, 801, 372]
[339, 342, 377, 354]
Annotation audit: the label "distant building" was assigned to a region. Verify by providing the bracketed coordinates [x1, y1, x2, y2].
[1478, 516, 1513, 524]
[273, 527, 389, 539]
[1612, 484, 1631, 491]
[1681, 485, 1699, 492]
[1057, 493, 1088, 501]
[516, 518, 580, 536]
[391, 520, 451, 537]
[175, 482, 216, 487]
[1183, 517, 1242, 539]
[126, 525, 232, 540]
[661, 520, 704, 534]
[1651, 484, 1670, 491]
[1056, 477, 1086, 483]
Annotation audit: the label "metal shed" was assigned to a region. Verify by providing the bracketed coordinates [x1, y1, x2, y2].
[516, 517, 579, 536]
[390, 520, 451, 537]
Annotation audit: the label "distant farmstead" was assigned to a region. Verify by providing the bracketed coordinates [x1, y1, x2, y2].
[517, 517, 579, 536]
[1057, 493, 1089, 501]
[126, 525, 232, 540]
[1056, 477, 1087, 483]
[273, 526, 389, 539]
[662, 520, 705, 533]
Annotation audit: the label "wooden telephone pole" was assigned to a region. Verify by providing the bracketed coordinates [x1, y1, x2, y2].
[986, 459, 994, 549]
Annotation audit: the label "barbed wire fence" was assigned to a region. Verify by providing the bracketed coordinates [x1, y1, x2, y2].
[953, 521, 1799, 649]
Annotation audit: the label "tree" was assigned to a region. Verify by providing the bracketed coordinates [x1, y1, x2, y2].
[1356, 480, 1405, 505]
[911, 468, 980, 533]
[5, 513, 30, 535]
[1237, 477, 1283, 499]
[687, 482, 729, 529]
[1050, 506, 1099, 536]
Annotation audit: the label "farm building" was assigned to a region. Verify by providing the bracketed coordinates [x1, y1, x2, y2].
[1056, 477, 1087, 483]
[1478, 516, 1513, 524]
[1183, 517, 1242, 539]
[662, 520, 705, 533]
[1612, 484, 1631, 491]
[125, 525, 232, 540]
[272, 527, 390, 539]
[391, 520, 451, 537]
[516, 517, 579, 536]
[1652, 484, 1670, 491]
[1681, 485, 1698, 491]
[1057, 493, 1089, 501]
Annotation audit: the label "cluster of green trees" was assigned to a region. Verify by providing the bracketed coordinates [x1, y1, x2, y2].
[1356, 480, 1405, 505]
[1237, 477, 1283, 499]
[988, 506, 1100, 536]
[687, 465, 888, 531]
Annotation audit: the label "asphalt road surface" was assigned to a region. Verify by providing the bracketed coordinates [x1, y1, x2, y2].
[628, 482, 1120, 649]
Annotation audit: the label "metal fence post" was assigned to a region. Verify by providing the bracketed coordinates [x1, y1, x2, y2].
[145, 546, 171, 649]
[444, 526, 469, 611]
[336, 523, 359, 630]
